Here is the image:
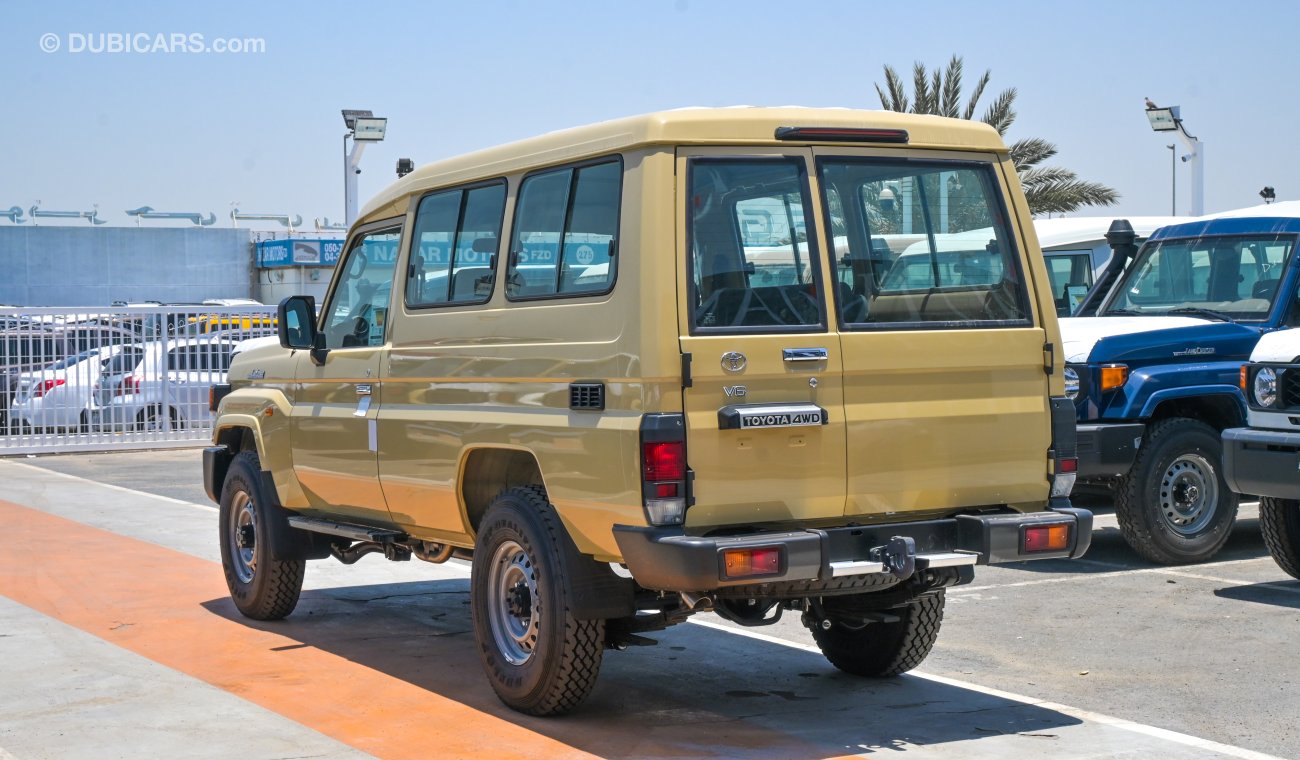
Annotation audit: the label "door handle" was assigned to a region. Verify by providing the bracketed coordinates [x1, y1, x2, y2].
[782, 348, 828, 363]
[356, 383, 372, 395]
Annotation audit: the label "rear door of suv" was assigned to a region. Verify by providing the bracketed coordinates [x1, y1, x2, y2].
[813, 150, 1052, 517]
[677, 148, 847, 528]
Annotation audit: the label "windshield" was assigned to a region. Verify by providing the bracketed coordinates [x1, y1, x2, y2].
[1101, 234, 1294, 320]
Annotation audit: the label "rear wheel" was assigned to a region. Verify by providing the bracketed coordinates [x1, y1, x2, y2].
[470, 486, 604, 716]
[1116, 417, 1238, 564]
[809, 591, 945, 676]
[1259, 497, 1300, 580]
[218, 450, 305, 620]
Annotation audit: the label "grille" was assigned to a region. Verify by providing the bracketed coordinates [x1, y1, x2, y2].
[1280, 368, 1300, 410]
[569, 382, 605, 411]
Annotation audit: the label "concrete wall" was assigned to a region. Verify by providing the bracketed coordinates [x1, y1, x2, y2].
[0, 227, 255, 306]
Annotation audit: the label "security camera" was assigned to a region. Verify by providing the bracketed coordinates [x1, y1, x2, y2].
[354, 168, 361, 175]
[396, 157, 415, 178]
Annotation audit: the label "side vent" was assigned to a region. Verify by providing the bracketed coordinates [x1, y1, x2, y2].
[569, 382, 605, 411]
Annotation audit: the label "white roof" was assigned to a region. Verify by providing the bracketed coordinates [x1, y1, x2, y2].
[1202, 200, 1300, 219]
[1032, 216, 1188, 250]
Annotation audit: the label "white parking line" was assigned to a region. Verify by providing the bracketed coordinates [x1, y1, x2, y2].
[689, 618, 1287, 760]
[0, 459, 216, 511]
[952, 555, 1283, 594]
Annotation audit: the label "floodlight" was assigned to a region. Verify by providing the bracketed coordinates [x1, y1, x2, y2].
[341, 109, 373, 130]
[1146, 107, 1179, 132]
[352, 117, 387, 141]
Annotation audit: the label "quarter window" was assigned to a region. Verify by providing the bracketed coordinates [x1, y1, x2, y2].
[406, 182, 506, 308]
[507, 159, 621, 299]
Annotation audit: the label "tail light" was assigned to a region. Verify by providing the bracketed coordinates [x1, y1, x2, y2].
[34, 379, 66, 398]
[1051, 456, 1078, 497]
[640, 414, 690, 526]
[115, 375, 141, 396]
[1023, 523, 1072, 553]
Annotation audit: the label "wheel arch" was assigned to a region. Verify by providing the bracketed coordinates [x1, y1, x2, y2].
[459, 446, 546, 536]
[1146, 392, 1244, 431]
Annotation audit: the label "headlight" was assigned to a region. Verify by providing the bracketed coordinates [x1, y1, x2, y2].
[1254, 367, 1278, 407]
[1063, 367, 1080, 400]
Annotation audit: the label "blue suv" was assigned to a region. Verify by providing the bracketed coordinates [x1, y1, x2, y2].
[1064, 216, 1300, 564]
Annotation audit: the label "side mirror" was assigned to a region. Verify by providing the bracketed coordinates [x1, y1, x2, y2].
[277, 295, 317, 350]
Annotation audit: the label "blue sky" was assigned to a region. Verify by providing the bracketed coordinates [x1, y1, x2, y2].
[3, 0, 1296, 227]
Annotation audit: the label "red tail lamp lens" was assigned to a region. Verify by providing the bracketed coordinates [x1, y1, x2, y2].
[35, 379, 65, 397]
[1058, 457, 1078, 474]
[1023, 524, 1071, 553]
[643, 441, 685, 482]
[722, 547, 782, 578]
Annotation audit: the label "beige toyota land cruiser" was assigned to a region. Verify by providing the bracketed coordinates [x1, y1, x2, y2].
[204, 107, 1091, 716]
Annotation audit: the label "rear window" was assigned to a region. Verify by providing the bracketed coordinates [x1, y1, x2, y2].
[817, 159, 1030, 327]
[687, 157, 825, 332]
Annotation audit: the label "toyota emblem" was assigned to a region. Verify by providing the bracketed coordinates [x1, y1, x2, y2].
[720, 351, 747, 372]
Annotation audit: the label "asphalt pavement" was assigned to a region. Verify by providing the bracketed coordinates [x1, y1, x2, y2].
[1, 449, 1296, 759]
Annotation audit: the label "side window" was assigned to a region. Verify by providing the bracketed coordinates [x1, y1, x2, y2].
[406, 181, 506, 308]
[322, 228, 401, 349]
[688, 158, 824, 331]
[508, 159, 621, 299]
[817, 160, 1029, 326]
[1045, 252, 1094, 315]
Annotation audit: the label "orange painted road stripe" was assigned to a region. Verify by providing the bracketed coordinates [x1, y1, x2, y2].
[0, 499, 593, 760]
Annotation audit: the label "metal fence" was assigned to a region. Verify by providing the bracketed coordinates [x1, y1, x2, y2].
[1, 305, 276, 455]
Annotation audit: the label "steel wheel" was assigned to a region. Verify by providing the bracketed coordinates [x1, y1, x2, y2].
[487, 539, 541, 666]
[1159, 453, 1219, 536]
[228, 490, 258, 584]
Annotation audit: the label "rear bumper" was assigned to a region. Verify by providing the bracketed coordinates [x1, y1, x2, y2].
[612, 501, 1092, 593]
[1223, 427, 1300, 498]
[1076, 422, 1146, 478]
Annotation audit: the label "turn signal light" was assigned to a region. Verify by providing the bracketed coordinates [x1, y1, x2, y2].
[1023, 524, 1071, 553]
[1099, 364, 1129, 392]
[722, 547, 782, 579]
[1239, 365, 1248, 392]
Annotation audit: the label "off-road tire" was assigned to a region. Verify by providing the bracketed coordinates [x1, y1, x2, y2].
[1115, 417, 1238, 565]
[810, 591, 945, 676]
[218, 450, 305, 620]
[1259, 496, 1300, 580]
[470, 485, 604, 716]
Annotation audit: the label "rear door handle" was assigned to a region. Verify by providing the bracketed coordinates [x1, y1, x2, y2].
[782, 348, 828, 363]
[356, 383, 372, 395]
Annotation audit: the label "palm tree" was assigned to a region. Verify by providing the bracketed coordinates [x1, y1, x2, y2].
[875, 56, 1118, 216]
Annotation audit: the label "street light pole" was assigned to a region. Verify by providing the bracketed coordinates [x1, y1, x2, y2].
[1146, 103, 1204, 215]
[340, 109, 388, 228]
[1167, 144, 1176, 215]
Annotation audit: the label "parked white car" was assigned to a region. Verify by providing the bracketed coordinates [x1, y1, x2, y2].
[88, 332, 267, 432]
[11, 346, 130, 431]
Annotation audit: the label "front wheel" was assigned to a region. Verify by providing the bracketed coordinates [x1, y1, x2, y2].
[809, 591, 945, 676]
[1259, 497, 1300, 580]
[1116, 417, 1238, 565]
[470, 486, 604, 716]
[218, 450, 305, 620]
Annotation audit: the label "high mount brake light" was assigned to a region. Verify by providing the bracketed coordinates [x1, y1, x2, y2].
[774, 126, 910, 144]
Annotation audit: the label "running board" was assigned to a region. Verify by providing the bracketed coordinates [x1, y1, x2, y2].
[287, 516, 407, 544]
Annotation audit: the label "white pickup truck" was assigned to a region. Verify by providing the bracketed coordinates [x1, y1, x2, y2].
[1223, 328, 1300, 579]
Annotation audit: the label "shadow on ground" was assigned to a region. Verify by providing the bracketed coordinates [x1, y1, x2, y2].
[204, 578, 1082, 759]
